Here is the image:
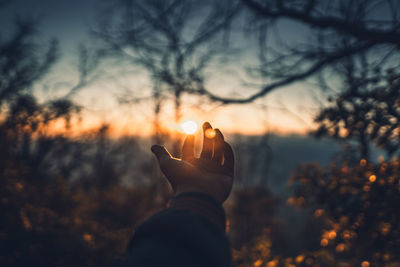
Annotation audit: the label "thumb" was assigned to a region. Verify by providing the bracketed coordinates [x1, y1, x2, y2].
[151, 145, 179, 191]
[151, 145, 172, 163]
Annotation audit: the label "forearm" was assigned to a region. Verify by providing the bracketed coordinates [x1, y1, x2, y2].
[119, 193, 231, 267]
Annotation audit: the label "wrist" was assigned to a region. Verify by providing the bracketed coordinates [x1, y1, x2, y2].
[169, 192, 227, 231]
[175, 183, 230, 203]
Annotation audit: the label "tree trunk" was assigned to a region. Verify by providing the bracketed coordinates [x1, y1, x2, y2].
[172, 89, 183, 156]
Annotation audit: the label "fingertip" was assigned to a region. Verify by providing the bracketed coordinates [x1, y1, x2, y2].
[214, 128, 224, 140]
[150, 144, 160, 154]
[151, 145, 171, 160]
[182, 134, 195, 160]
[203, 122, 212, 130]
[200, 122, 213, 159]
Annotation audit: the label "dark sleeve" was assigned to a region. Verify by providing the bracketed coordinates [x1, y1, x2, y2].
[118, 192, 231, 267]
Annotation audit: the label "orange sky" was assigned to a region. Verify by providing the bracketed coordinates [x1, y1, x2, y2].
[3, 0, 329, 138]
[46, 83, 320, 138]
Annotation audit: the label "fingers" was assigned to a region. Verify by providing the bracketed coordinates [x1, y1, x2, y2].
[212, 129, 224, 164]
[222, 141, 234, 176]
[182, 134, 195, 161]
[200, 122, 213, 159]
[151, 145, 172, 163]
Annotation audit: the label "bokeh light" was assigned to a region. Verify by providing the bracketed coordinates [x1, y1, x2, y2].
[180, 120, 198, 134]
[205, 128, 216, 139]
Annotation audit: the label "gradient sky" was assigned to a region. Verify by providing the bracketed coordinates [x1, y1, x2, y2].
[0, 0, 335, 136]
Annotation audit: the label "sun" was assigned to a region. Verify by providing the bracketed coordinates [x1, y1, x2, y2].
[180, 120, 198, 134]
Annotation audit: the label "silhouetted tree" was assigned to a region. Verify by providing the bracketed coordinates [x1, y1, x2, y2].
[285, 60, 400, 265]
[202, 0, 400, 104]
[0, 19, 58, 105]
[316, 68, 400, 159]
[0, 12, 164, 266]
[94, 0, 239, 145]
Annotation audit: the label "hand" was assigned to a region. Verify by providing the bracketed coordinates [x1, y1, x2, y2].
[151, 122, 234, 203]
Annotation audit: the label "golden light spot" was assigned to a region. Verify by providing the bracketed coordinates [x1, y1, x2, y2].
[267, 259, 278, 267]
[83, 233, 93, 243]
[360, 159, 367, 167]
[342, 230, 352, 240]
[369, 175, 376, 182]
[361, 261, 370, 267]
[226, 219, 230, 232]
[20, 210, 32, 230]
[339, 128, 348, 137]
[15, 182, 23, 192]
[287, 197, 295, 205]
[379, 163, 387, 173]
[363, 185, 370, 192]
[295, 255, 304, 263]
[314, 209, 324, 217]
[378, 155, 384, 163]
[179, 120, 198, 134]
[383, 253, 390, 261]
[296, 196, 305, 206]
[336, 243, 345, 252]
[253, 259, 263, 267]
[340, 216, 349, 224]
[393, 159, 399, 167]
[305, 258, 313, 265]
[205, 128, 216, 139]
[380, 222, 391, 235]
[328, 230, 337, 239]
[320, 238, 328, 247]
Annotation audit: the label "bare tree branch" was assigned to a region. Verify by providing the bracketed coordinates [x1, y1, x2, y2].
[201, 42, 375, 104]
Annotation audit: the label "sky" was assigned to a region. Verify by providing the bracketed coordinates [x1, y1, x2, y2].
[0, 0, 333, 136]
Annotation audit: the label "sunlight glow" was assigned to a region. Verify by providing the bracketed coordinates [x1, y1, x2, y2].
[180, 120, 198, 134]
[205, 128, 216, 139]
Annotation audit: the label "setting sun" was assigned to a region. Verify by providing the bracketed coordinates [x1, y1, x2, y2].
[180, 120, 198, 134]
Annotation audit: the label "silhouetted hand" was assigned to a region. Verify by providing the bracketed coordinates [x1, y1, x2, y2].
[151, 122, 234, 203]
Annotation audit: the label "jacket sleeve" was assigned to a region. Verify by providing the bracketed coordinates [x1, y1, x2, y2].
[118, 192, 231, 267]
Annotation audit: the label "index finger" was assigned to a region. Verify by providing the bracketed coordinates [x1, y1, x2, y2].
[182, 134, 195, 161]
[200, 122, 213, 159]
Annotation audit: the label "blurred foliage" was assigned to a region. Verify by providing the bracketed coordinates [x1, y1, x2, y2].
[1, 3, 400, 267]
[0, 94, 166, 266]
[0, 19, 58, 105]
[316, 70, 400, 158]
[228, 66, 400, 267]
[288, 158, 400, 266]
[2, 75, 400, 267]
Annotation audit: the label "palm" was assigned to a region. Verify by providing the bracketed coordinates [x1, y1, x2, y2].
[151, 122, 234, 203]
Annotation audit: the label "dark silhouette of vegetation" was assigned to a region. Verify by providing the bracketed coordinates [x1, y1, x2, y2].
[0, 20, 57, 105]
[1, 1, 400, 267]
[316, 69, 400, 159]
[203, 0, 400, 104]
[0, 94, 165, 266]
[0, 16, 163, 266]
[289, 157, 400, 266]
[94, 0, 239, 146]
